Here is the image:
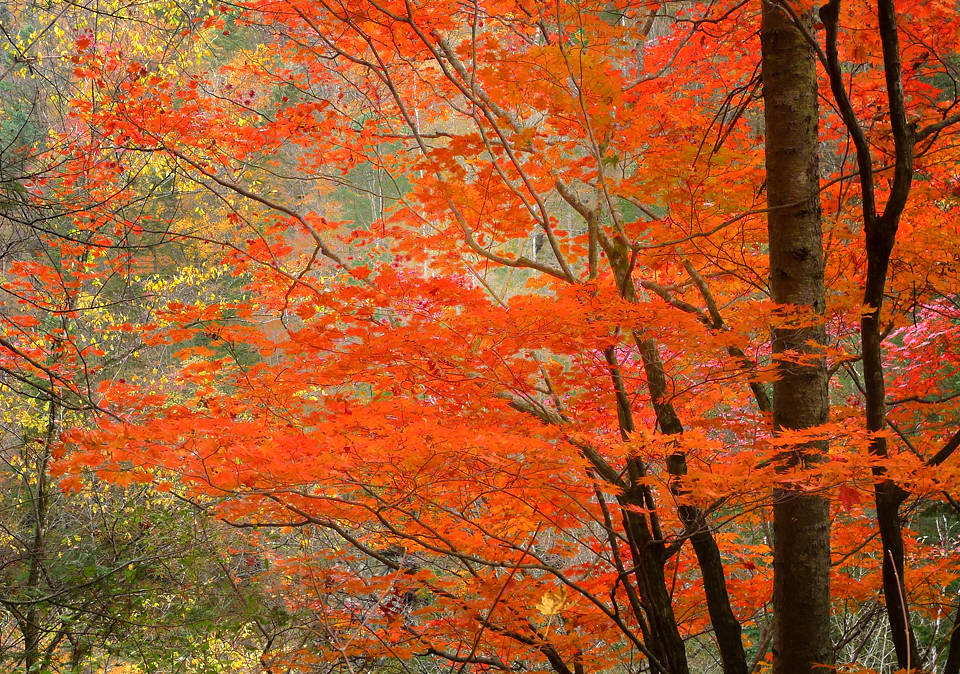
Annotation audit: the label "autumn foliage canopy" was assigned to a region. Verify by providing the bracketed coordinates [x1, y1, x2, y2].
[2, 0, 960, 671]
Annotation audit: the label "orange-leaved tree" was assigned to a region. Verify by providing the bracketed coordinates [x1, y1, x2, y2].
[49, 0, 960, 672]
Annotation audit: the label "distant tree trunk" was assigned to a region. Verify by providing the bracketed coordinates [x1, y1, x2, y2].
[760, 4, 833, 673]
[17, 400, 56, 673]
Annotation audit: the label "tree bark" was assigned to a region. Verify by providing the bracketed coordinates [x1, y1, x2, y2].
[760, 4, 833, 673]
[861, 0, 920, 664]
[602, 343, 690, 674]
[605, 243, 746, 674]
[944, 600, 960, 674]
[819, 0, 921, 665]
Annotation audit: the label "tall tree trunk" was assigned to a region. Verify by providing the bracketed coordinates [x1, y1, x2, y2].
[760, 4, 833, 673]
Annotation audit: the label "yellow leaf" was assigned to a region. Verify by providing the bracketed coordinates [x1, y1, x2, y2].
[535, 586, 569, 616]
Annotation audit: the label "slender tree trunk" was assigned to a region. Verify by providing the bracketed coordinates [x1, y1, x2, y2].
[605, 244, 746, 674]
[760, 4, 833, 673]
[864, 255, 919, 666]
[944, 600, 960, 674]
[862, 0, 921, 664]
[602, 343, 690, 674]
[819, 0, 921, 664]
[640, 336, 746, 674]
[22, 401, 57, 672]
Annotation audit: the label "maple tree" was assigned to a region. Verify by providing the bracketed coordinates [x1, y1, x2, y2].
[0, 0, 956, 672]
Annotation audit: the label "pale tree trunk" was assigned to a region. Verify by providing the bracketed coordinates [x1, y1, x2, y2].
[760, 3, 833, 673]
